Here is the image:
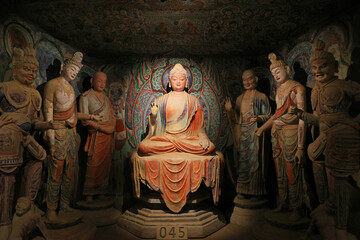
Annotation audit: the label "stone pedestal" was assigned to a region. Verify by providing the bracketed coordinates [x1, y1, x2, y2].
[252, 210, 310, 240]
[230, 196, 268, 228]
[39, 222, 96, 240]
[118, 188, 226, 239]
[76, 198, 121, 227]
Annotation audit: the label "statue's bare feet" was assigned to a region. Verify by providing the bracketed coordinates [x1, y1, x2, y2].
[85, 195, 93, 202]
[60, 204, 78, 213]
[289, 208, 302, 222]
[46, 210, 57, 221]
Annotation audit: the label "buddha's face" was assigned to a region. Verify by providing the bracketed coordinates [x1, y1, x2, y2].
[13, 63, 38, 85]
[242, 71, 257, 90]
[311, 58, 337, 84]
[92, 73, 107, 92]
[271, 66, 289, 85]
[15, 198, 31, 216]
[169, 73, 187, 92]
[63, 63, 80, 82]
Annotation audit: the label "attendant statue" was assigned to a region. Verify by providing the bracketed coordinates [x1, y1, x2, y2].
[290, 39, 360, 239]
[79, 72, 116, 202]
[255, 53, 307, 222]
[0, 47, 63, 239]
[225, 69, 271, 199]
[43, 52, 101, 221]
[133, 63, 223, 213]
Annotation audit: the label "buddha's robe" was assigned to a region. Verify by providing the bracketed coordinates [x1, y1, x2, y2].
[138, 91, 215, 155]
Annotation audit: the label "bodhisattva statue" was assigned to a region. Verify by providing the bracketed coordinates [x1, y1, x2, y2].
[43, 52, 101, 221]
[290, 39, 360, 239]
[225, 69, 271, 199]
[132, 63, 223, 213]
[0, 47, 63, 239]
[79, 72, 116, 202]
[255, 53, 307, 222]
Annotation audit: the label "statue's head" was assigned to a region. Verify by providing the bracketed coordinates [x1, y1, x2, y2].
[268, 53, 290, 85]
[169, 63, 188, 92]
[11, 47, 39, 85]
[15, 197, 31, 217]
[310, 39, 338, 84]
[242, 69, 258, 90]
[91, 71, 107, 92]
[61, 52, 83, 82]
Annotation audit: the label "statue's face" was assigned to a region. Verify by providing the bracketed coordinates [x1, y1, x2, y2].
[13, 63, 38, 85]
[242, 71, 257, 90]
[311, 58, 337, 84]
[63, 63, 80, 82]
[92, 73, 107, 92]
[15, 198, 31, 216]
[271, 66, 289, 85]
[169, 73, 187, 92]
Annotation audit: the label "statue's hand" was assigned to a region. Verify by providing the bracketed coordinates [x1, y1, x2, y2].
[50, 145, 56, 157]
[254, 128, 263, 137]
[92, 115, 103, 122]
[295, 148, 305, 166]
[22, 134, 31, 147]
[288, 106, 299, 115]
[199, 138, 210, 152]
[49, 121, 66, 130]
[225, 97, 232, 112]
[150, 102, 159, 117]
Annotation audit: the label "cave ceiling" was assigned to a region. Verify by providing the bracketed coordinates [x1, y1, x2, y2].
[2, 0, 359, 58]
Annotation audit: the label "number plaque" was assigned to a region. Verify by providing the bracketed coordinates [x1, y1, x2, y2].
[156, 225, 188, 239]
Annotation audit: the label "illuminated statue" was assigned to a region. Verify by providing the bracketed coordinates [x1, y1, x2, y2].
[79, 72, 116, 202]
[255, 53, 307, 222]
[132, 63, 223, 213]
[290, 39, 360, 239]
[225, 69, 271, 199]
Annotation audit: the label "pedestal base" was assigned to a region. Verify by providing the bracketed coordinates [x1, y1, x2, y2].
[43, 210, 83, 229]
[76, 198, 114, 210]
[230, 197, 268, 228]
[118, 188, 225, 238]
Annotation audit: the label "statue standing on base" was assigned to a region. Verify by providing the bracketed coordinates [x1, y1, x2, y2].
[290, 39, 360, 239]
[255, 53, 307, 222]
[43, 52, 101, 222]
[225, 69, 271, 199]
[79, 72, 116, 202]
[0, 47, 64, 239]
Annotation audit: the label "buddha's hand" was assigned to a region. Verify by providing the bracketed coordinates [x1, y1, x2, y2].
[91, 114, 103, 122]
[225, 97, 232, 112]
[150, 102, 159, 117]
[254, 128, 263, 137]
[49, 120, 66, 130]
[199, 138, 210, 152]
[295, 148, 305, 166]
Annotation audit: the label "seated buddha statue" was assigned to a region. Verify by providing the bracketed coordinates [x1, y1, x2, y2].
[132, 63, 223, 213]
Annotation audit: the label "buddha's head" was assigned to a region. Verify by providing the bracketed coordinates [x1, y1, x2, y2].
[91, 71, 107, 92]
[11, 47, 39, 86]
[269, 53, 290, 85]
[15, 197, 31, 217]
[61, 52, 83, 82]
[310, 39, 338, 84]
[242, 69, 258, 90]
[169, 63, 188, 92]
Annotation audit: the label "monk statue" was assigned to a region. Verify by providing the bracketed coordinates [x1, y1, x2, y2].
[43, 52, 101, 221]
[0, 47, 64, 239]
[225, 69, 271, 199]
[289, 39, 360, 239]
[79, 72, 116, 202]
[255, 53, 307, 222]
[132, 63, 223, 213]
